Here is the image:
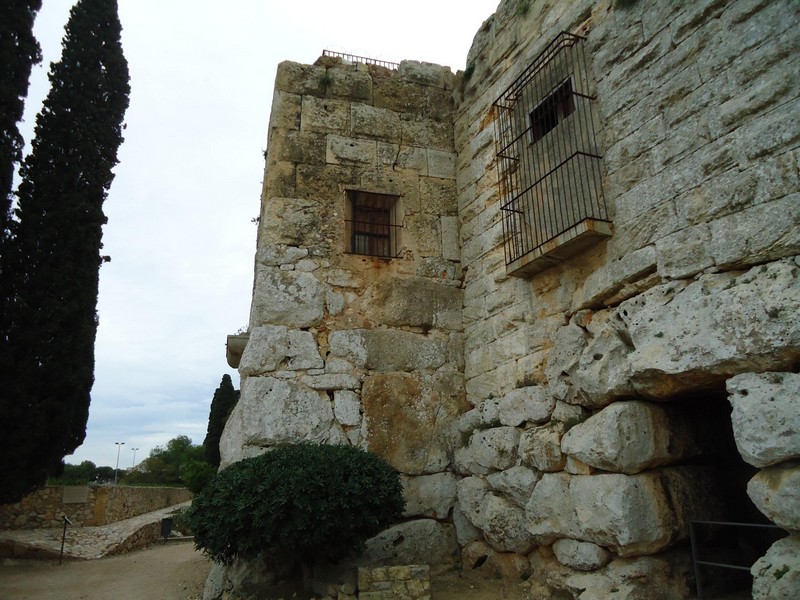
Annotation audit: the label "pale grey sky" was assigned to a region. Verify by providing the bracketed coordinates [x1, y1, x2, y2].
[22, 0, 498, 469]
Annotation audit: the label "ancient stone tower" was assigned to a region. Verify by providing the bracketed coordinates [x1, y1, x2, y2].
[220, 0, 799, 597]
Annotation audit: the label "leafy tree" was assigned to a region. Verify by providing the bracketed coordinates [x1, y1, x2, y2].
[187, 444, 405, 574]
[202, 374, 239, 466]
[123, 435, 206, 486]
[181, 460, 216, 494]
[48, 460, 115, 484]
[0, 0, 42, 237]
[0, 0, 130, 504]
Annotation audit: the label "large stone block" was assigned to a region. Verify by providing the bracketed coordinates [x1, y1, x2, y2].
[361, 329, 448, 372]
[362, 372, 467, 475]
[727, 372, 800, 467]
[219, 377, 344, 466]
[250, 266, 325, 329]
[498, 385, 555, 427]
[239, 326, 323, 375]
[402, 472, 458, 520]
[548, 259, 800, 406]
[747, 462, 800, 531]
[360, 276, 462, 331]
[552, 538, 613, 572]
[486, 466, 541, 508]
[561, 401, 701, 474]
[519, 422, 566, 472]
[751, 535, 800, 600]
[359, 520, 458, 568]
[454, 427, 520, 475]
[526, 468, 720, 556]
[455, 476, 534, 554]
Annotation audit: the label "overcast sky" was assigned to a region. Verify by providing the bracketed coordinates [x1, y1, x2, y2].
[22, 0, 498, 470]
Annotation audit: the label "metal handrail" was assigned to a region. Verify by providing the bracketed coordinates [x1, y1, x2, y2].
[322, 50, 399, 70]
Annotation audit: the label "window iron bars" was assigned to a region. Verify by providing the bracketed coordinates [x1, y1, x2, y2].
[494, 32, 609, 270]
[322, 49, 399, 70]
[346, 191, 402, 258]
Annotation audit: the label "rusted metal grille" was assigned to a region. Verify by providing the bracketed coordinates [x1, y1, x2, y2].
[322, 49, 399, 70]
[345, 191, 402, 258]
[494, 32, 608, 272]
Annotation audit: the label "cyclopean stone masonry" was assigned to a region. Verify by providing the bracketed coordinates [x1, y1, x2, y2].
[218, 0, 799, 598]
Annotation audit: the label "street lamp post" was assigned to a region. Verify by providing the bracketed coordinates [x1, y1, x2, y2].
[114, 442, 125, 485]
[131, 447, 139, 468]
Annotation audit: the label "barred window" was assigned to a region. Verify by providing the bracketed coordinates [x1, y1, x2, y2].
[494, 32, 610, 277]
[345, 191, 401, 258]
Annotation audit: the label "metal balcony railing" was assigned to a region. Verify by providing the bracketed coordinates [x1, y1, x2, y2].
[494, 32, 609, 275]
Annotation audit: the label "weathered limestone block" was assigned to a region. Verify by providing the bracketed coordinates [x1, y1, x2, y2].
[747, 462, 800, 531]
[255, 244, 308, 266]
[477, 493, 535, 554]
[362, 372, 467, 475]
[526, 468, 720, 556]
[351, 103, 401, 142]
[333, 390, 361, 427]
[461, 541, 531, 579]
[360, 520, 458, 568]
[551, 401, 591, 429]
[751, 535, 800, 600]
[325, 134, 376, 165]
[402, 472, 458, 519]
[486, 466, 541, 508]
[548, 259, 800, 405]
[337, 329, 447, 372]
[552, 538, 613, 571]
[219, 378, 345, 466]
[519, 422, 567, 472]
[251, 266, 325, 328]
[260, 196, 329, 247]
[360, 276, 462, 330]
[561, 401, 701, 474]
[452, 502, 482, 546]
[239, 326, 323, 375]
[455, 476, 534, 554]
[545, 314, 635, 409]
[727, 372, 800, 467]
[454, 427, 520, 475]
[300, 96, 350, 134]
[554, 553, 695, 600]
[498, 385, 555, 426]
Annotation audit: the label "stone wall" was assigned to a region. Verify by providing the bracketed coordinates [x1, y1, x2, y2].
[219, 55, 465, 565]
[0, 486, 192, 529]
[217, 0, 799, 598]
[451, 0, 799, 597]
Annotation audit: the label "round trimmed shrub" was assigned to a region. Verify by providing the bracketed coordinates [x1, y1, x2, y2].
[186, 444, 405, 565]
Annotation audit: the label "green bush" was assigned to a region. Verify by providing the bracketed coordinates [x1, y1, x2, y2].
[181, 460, 217, 494]
[187, 444, 405, 566]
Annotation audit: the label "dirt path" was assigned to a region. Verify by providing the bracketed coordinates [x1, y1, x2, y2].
[0, 542, 211, 600]
[0, 542, 538, 600]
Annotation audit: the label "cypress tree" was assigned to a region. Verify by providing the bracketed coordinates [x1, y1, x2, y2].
[203, 375, 240, 467]
[0, 0, 42, 237]
[0, 0, 130, 504]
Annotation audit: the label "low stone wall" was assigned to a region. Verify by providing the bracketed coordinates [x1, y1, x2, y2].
[358, 565, 431, 600]
[0, 486, 192, 529]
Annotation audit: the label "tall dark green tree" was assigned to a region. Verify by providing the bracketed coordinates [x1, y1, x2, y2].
[0, 0, 130, 504]
[0, 0, 42, 237]
[203, 374, 239, 467]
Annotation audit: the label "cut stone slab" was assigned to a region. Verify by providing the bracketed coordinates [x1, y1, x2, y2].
[727, 372, 800, 468]
[362, 372, 468, 475]
[561, 400, 701, 474]
[526, 467, 721, 556]
[251, 266, 325, 328]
